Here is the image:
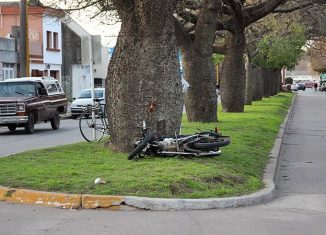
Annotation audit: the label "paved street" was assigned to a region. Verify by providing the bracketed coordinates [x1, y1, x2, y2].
[1, 90, 326, 234]
[0, 119, 84, 157]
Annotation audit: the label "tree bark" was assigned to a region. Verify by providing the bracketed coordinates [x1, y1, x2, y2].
[107, 1, 183, 151]
[262, 68, 272, 98]
[276, 69, 282, 93]
[182, 47, 217, 122]
[220, 32, 246, 112]
[179, 0, 221, 122]
[245, 58, 254, 105]
[252, 67, 263, 101]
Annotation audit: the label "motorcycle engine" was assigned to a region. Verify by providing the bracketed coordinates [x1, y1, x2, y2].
[158, 138, 177, 151]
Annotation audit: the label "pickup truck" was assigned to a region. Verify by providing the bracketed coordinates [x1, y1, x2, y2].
[0, 77, 68, 133]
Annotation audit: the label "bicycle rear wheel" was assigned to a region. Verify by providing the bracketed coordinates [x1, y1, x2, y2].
[79, 112, 105, 142]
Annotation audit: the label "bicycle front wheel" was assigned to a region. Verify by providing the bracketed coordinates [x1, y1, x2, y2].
[79, 113, 105, 142]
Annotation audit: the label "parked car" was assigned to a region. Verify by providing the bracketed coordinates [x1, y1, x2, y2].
[296, 83, 306, 91]
[70, 88, 105, 119]
[291, 84, 298, 91]
[304, 81, 314, 89]
[319, 83, 326, 92]
[0, 77, 68, 133]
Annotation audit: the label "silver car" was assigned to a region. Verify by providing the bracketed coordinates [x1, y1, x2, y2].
[70, 88, 105, 119]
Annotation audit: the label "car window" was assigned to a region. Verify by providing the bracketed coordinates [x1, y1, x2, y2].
[55, 81, 63, 92]
[78, 90, 104, 99]
[36, 82, 46, 95]
[46, 84, 58, 93]
[95, 90, 104, 98]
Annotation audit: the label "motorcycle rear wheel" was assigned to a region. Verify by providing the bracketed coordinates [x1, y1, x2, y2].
[192, 136, 230, 150]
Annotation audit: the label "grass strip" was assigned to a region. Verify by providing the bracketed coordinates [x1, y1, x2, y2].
[0, 93, 293, 198]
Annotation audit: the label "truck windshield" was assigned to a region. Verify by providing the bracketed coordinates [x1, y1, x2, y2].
[0, 82, 36, 97]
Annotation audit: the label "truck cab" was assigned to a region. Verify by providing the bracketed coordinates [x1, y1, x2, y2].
[0, 77, 68, 133]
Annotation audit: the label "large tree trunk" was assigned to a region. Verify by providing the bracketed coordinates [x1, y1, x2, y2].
[107, 1, 183, 151]
[262, 68, 272, 98]
[220, 32, 246, 112]
[252, 67, 263, 101]
[182, 47, 217, 122]
[245, 59, 254, 105]
[271, 69, 278, 96]
[180, 0, 221, 122]
[275, 69, 282, 93]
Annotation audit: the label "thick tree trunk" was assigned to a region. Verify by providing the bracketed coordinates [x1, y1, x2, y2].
[107, 1, 183, 151]
[220, 32, 246, 112]
[245, 59, 254, 105]
[262, 68, 272, 98]
[182, 46, 217, 122]
[271, 69, 278, 96]
[276, 69, 282, 93]
[252, 67, 263, 101]
[180, 0, 221, 122]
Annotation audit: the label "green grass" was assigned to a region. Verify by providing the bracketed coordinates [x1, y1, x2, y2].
[0, 93, 293, 198]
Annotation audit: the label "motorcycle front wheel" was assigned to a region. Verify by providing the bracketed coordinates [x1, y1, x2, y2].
[128, 133, 157, 160]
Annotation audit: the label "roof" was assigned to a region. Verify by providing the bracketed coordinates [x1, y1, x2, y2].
[1, 77, 58, 83]
[0, 2, 64, 17]
[81, 88, 105, 91]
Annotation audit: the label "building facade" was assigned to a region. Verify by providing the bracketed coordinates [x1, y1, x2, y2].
[0, 2, 62, 82]
[0, 37, 18, 81]
[62, 18, 108, 99]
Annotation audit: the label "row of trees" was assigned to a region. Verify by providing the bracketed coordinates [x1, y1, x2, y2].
[42, 0, 325, 151]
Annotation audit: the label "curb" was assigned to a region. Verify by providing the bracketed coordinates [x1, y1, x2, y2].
[0, 95, 296, 211]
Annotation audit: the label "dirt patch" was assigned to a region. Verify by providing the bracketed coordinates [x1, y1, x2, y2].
[203, 177, 224, 184]
[170, 182, 194, 195]
[225, 175, 245, 185]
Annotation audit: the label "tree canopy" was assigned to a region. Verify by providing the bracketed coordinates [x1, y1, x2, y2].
[252, 17, 306, 69]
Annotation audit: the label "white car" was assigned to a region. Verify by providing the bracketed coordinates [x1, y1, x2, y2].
[291, 84, 298, 91]
[70, 88, 105, 119]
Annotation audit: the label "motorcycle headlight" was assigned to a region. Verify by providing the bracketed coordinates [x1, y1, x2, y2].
[17, 104, 25, 112]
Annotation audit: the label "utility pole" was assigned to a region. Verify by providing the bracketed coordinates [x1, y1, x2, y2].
[19, 0, 30, 77]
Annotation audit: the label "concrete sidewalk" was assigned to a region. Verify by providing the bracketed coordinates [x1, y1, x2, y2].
[276, 91, 326, 197]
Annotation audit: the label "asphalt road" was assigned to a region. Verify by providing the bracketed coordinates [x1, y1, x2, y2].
[0, 119, 85, 157]
[1, 90, 326, 235]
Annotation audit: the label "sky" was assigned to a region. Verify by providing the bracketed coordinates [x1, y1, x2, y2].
[0, 0, 120, 47]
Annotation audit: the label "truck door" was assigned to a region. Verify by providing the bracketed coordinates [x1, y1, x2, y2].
[36, 82, 51, 120]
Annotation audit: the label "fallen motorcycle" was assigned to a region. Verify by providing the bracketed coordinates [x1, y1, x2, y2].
[128, 122, 230, 160]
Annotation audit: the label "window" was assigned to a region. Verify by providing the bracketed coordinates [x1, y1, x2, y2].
[53, 32, 58, 49]
[46, 31, 60, 51]
[36, 82, 46, 95]
[2, 63, 15, 80]
[46, 83, 58, 94]
[55, 81, 62, 92]
[94, 78, 104, 88]
[46, 31, 52, 49]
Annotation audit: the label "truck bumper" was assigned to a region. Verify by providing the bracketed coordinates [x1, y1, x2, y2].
[0, 116, 28, 125]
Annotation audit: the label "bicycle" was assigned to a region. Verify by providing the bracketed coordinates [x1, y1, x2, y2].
[128, 122, 230, 160]
[79, 98, 110, 142]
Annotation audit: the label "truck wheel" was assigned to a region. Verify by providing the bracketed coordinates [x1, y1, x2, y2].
[51, 111, 60, 130]
[8, 124, 17, 132]
[25, 113, 35, 134]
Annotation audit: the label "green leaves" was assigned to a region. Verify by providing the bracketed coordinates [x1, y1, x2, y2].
[252, 22, 306, 69]
[212, 53, 224, 65]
